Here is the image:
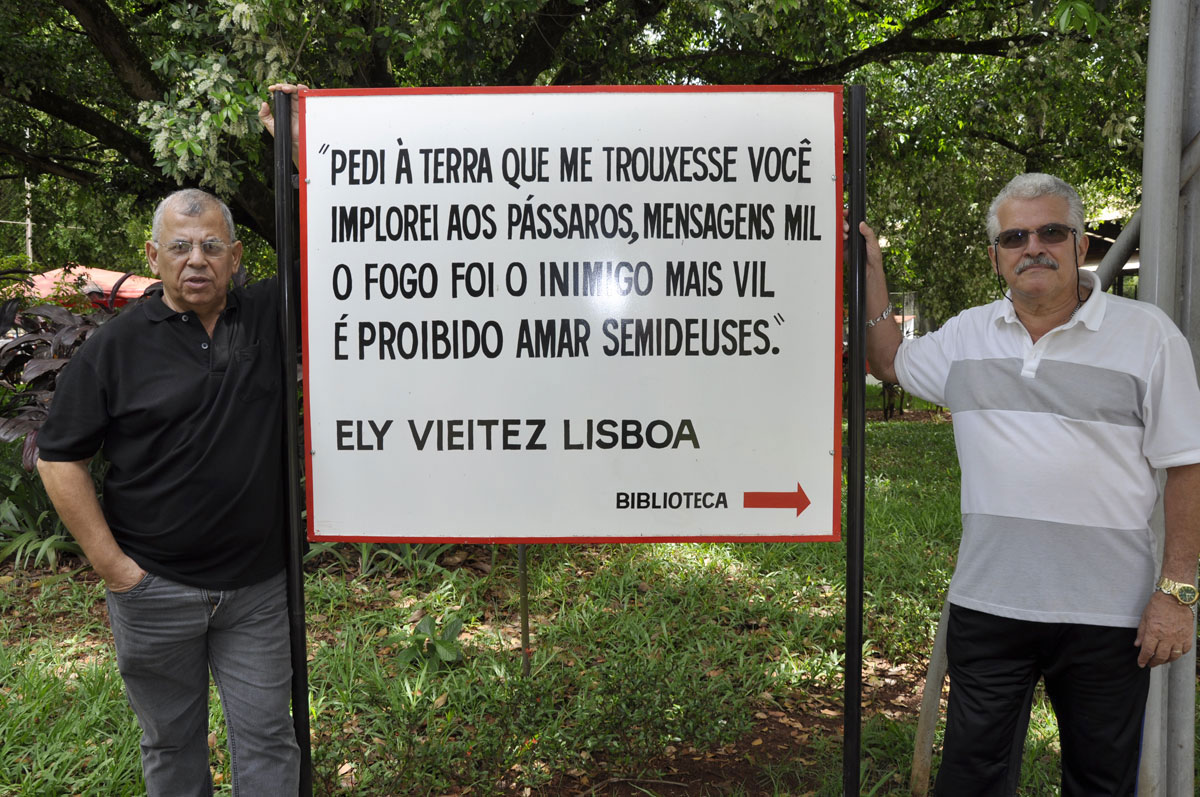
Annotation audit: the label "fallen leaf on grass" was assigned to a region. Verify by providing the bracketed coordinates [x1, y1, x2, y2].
[442, 550, 469, 567]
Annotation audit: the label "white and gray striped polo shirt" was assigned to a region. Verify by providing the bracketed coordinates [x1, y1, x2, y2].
[895, 271, 1200, 627]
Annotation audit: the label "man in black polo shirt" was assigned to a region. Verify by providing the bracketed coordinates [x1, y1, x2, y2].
[37, 188, 300, 795]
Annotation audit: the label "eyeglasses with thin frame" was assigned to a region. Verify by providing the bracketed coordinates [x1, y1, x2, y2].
[155, 240, 233, 259]
[993, 223, 1075, 250]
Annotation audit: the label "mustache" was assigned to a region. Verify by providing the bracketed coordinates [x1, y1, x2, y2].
[1015, 255, 1059, 274]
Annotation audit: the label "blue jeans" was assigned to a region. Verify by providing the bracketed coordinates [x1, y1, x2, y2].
[105, 569, 300, 796]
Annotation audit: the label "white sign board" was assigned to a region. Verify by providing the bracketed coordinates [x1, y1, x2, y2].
[300, 86, 843, 542]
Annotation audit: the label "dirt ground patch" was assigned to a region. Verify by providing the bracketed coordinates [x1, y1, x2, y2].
[528, 661, 932, 796]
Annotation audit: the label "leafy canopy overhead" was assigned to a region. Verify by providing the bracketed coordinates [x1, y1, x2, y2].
[0, 0, 1144, 320]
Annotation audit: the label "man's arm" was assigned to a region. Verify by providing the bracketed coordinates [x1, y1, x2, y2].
[1135, 461, 1200, 667]
[37, 458, 145, 592]
[844, 215, 903, 382]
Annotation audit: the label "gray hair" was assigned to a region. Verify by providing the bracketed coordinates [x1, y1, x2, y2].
[986, 173, 1086, 241]
[151, 188, 237, 243]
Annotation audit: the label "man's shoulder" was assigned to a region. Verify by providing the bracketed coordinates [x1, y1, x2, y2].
[958, 298, 1007, 322]
[74, 298, 157, 351]
[237, 276, 279, 297]
[230, 276, 280, 314]
[918, 299, 1005, 339]
[1101, 293, 1181, 336]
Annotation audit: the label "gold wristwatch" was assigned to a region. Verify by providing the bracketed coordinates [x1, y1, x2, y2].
[1156, 577, 1199, 615]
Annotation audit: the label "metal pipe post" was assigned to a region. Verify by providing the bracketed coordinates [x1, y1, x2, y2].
[843, 83, 868, 797]
[273, 89, 313, 796]
[1166, 5, 1200, 796]
[518, 544, 531, 677]
[1138, 2, 1198, 793]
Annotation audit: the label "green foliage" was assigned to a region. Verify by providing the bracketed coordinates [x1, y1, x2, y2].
[1051, 0, 1112, 36]
[0, 636, 145, 793]
[304, 540, 455, 580]
[388, 613, 465, 669]
[0, 273, 123, 457]
[858, 2, 1147, 323]
[0, 262, 116, 566]
[2, 1, 1148, 320]
[0, 440, 109, 568]
[0, 441, 78, 568]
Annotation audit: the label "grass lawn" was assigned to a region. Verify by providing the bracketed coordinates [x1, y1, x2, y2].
[0, 416, 1155, 795]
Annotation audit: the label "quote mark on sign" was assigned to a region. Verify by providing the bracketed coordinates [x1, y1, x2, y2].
[319, 143, 330, 154]
[774, 313, 785, 324]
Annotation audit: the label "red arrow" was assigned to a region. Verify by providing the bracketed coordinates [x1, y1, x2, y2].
[743, 483, 811, 517]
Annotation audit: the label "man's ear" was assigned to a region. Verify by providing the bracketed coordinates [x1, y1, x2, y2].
[988, 244, 999, 275]
[145, 241, 161, 276]
[230, 240, 244, 273]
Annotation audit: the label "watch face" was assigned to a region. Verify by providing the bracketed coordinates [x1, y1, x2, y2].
[1178, 585, 1199, 604]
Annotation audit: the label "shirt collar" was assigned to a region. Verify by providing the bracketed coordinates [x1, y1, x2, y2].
[1072, 269, 1105, 330]
[142, 285, 240, 323]
[994, 269, 1106, 332]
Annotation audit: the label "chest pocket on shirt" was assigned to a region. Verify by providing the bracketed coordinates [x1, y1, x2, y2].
[234, 342, 278, 403]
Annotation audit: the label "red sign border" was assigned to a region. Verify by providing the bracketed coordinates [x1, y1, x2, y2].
[299, 84, 844, 544]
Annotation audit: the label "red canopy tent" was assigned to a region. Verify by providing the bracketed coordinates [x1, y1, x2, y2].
[29, 267, 160, 307]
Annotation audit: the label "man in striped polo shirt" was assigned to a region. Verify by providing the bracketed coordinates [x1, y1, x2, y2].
[852, 173, 1200, 795]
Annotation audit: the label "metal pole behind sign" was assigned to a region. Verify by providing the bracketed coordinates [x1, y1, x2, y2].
[844, 83, 868, 797]
[518, 544, 531, 677]
[273, 90, 313, 796]
[1139, 3, 1199, 793]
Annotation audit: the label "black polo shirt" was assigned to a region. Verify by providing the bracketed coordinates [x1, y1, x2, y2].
[38, 280, 286, 589]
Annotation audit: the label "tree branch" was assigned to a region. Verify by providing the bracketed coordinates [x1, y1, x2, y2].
[897, 0, 977, 35]
[962, 127, 1034, 158]
[0, 86, 159, 172]
[0, 140, 98, 184]
[58, 0, 165, 102]
[499, 0, 603, 85]
[352, 4, 398, 88]
[649, 29, 1050, 85]
[791, 32, 1050, 83]
[553, 0, 672, 85]
[229, 170, 278, 245]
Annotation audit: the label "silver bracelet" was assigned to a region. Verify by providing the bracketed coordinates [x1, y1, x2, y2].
[865, 303, 893, 328]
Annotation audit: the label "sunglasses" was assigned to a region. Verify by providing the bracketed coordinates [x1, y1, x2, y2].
[993, 223, 1075, 249]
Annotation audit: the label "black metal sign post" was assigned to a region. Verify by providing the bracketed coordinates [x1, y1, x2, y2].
[844, 84, 868, 797]
[273, 89, 314, 797]
[518, 544, 531, 677]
